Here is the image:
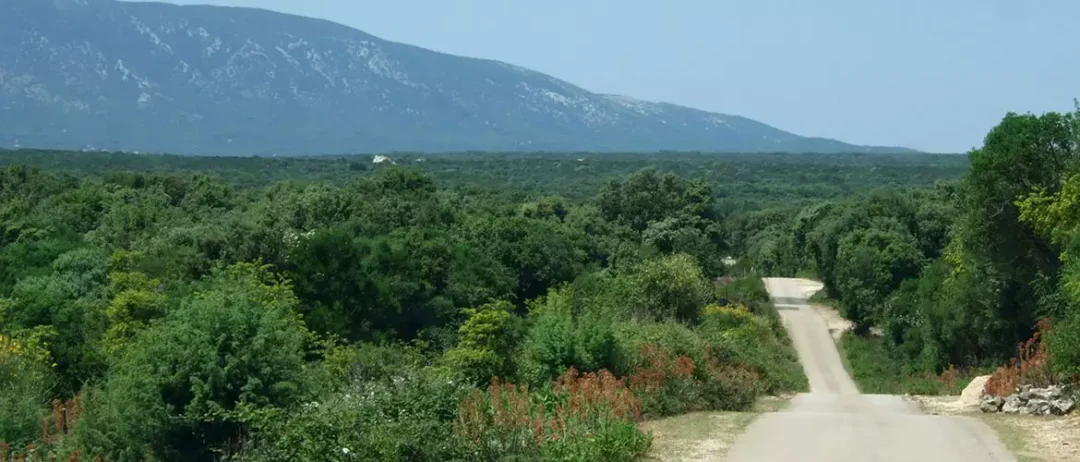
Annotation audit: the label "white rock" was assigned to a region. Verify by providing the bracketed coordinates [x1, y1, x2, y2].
[1051, 398, 1076, 416]
[1002, 394, 1024, 414]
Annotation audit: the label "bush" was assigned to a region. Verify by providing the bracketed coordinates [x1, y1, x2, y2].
[321, 341, 431, 386]
[0, 333, 53, 448]
[454, 369, 649, 462]
[698, 357, 760, 412]
[242, 370, 471, 462]
[699, 304, 807, 394]
[843, 335, 973, 395]
[73, 263, 313, 461]
[627, 344, 700, 417]
[1048, 309, 1080, 383]
[628, 254, 712, 323]
[611, 322, 705, 378]
[444, 301, 525, 386]
[988, 320, 1055, 396]
[521, 286, 616, 384]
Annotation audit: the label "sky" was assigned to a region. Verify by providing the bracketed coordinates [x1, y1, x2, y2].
[168, 0, 1079, 153]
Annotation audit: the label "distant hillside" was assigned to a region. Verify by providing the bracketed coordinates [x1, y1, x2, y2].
[0, 0, 916, 155]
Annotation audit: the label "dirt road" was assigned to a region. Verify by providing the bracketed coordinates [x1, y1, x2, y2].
[723, 278, 1016, 462]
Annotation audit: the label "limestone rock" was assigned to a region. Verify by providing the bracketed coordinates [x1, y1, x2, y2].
[1024, 399, 1052, 415]
[980, 395, 1004, 413]
[1051, 398, 1076, 416]
[1002, 394, 1024, 414]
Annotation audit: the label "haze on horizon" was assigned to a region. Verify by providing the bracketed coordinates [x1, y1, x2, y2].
[165, 0, 1079, 153]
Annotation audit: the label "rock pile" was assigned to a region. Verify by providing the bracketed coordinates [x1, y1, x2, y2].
[980, 385, 1076, 416]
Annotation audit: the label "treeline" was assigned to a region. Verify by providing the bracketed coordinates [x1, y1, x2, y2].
[0, 163, 806, 461]
[738, 106, 1080, 390]
[0, 149, 968, 209]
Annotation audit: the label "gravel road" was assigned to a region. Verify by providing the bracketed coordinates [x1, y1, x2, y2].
[722, 278, 1016, 462]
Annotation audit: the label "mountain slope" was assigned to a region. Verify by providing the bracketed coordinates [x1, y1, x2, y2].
[0, 0, 914, 155]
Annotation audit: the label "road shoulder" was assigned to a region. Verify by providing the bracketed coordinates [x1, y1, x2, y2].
[912, 395, 1080, 462]
[640, 396, 792, 461]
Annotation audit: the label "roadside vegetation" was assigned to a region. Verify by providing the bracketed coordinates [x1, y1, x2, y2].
[737, 103, 1080, 397]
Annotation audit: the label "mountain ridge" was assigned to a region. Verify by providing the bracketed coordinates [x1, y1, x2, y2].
[0, 0, 916, 155]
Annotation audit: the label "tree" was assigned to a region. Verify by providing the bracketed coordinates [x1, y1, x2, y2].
[960, 110, 1078, 344]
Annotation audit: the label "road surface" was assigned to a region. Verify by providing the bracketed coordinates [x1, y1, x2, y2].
[723, 278, 1016, 462]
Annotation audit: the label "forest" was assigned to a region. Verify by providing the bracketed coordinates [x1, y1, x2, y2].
[738, 106, 1080, 395]
[0, 135, 1039, 461]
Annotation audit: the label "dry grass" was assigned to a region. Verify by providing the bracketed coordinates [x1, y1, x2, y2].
[911, 395, 1080, 462]
[639, 396, 792, 461]
[981, 413, 1080, 462]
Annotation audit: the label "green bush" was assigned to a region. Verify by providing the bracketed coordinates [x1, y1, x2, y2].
[521, 285, 616, 384]
[842, 335, 972, 395]
[444, 301, 525, 385]
[0, 333, 53, 448]
[611, 321, 705, 378]
[628, 254, 712, 323]
[698, 362, 760, 412]
[241, 370, 471, 462]
[699, 304, 807, 394]
[321, 341, 431, 386]
[1047, 312, 1080, 382]
[73, 263, 313, 461]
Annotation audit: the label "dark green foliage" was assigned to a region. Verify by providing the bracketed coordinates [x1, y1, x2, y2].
[0, 147, 970, 459]
[735, 105, 1080, 393]
[240, 371, 471, 462]
[521, 285, 617, 384]
[0, 334, 54, 448]
[74, 263, 312, 461]
[841, 335, 975, 396]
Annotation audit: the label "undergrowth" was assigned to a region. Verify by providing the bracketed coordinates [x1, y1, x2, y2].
[842, 335, 979, 395]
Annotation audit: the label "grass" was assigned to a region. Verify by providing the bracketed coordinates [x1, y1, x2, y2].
[639, 396, 791, 461]
[979, 415, 1044, 462]
[840, 335, 977, 395]
[807, 289, 836, 307]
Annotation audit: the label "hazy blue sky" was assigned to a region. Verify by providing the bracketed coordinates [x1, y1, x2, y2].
[169, 0, 1078, 152]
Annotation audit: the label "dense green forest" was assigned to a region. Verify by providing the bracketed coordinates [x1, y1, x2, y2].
[0, 144, 1004, 461]
[0, 152, 826, 461]
[738, 106, 1080, 394]
[0, 150, 967, 209]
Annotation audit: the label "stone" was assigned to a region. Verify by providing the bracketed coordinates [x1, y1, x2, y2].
[1002, 394, 1024, 414]
[980, 395, 1004, 413]
[1024, 399, 1052, 415]
[1019, 387, 1035, 402]
[1051, 398, 1076, 416]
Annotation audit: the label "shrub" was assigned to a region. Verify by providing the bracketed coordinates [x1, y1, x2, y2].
[698, 348, 760, 411]
[629, 254, 712, 323]
[321, 341, 430, 386]
[444, 301, 524, 386]
[73, 263, 313, 461]
[611, 322, 705, 378]
[699, 305, 807, 394]
[454, 369, 648, 462]
[843, 335, 974, 396]
[1048, 312, 1080, 383]
[241, 370, 471, 462]
[0, 333, 54, 448]
[987, 319, 1054, 397]
[627, 344, 700, 417]
[521, 286, 616, 384]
